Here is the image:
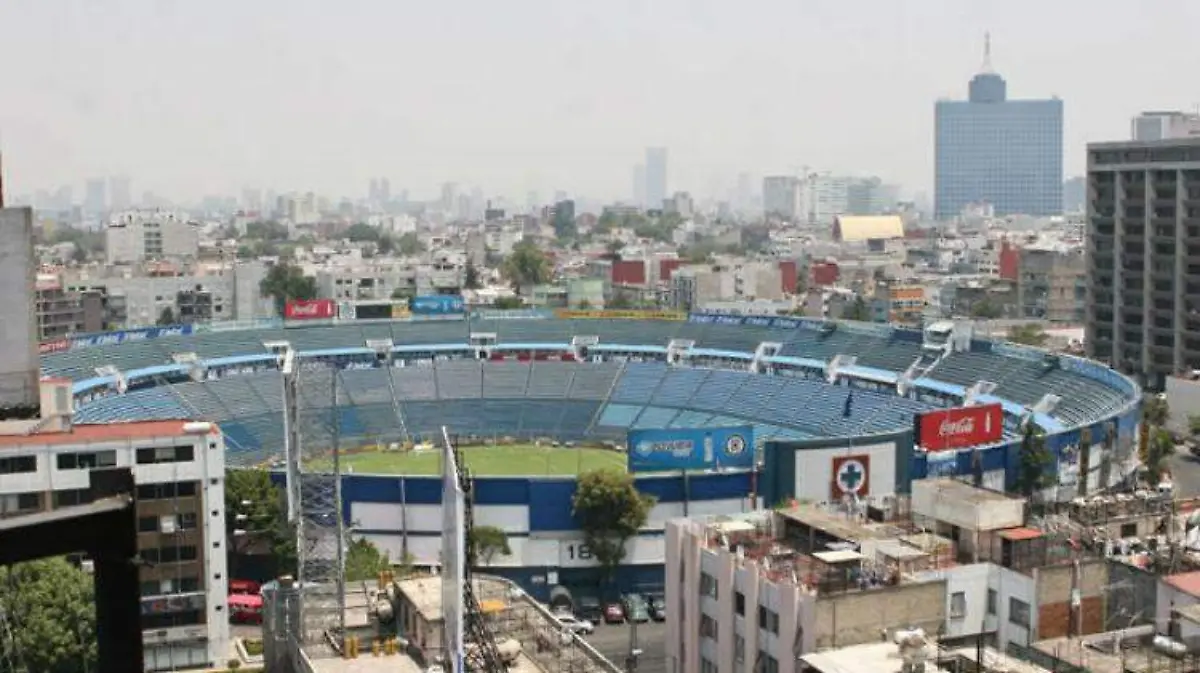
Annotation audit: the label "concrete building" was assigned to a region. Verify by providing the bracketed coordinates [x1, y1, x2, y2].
[1084, 136, 1200, 387]
[871, 283, 926, 325]
[34, 273, 105, 339]
[763, 176, 803, 220]
[0, 206, 41, 412]
[1132, 111, 1200, 142]
[0, 405, 230, 670]
[1016, 246, 1086, 324]
[807, 174, 852, 225]
[934, 38, 1063, 219]
[312, 258, 463, 303]
[106, 211, 202, 263]
[671, 261, 786, 311]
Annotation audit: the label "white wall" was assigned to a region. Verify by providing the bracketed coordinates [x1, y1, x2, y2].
[913, 563, 992, 640]
[992, 565, 1036, 650]
[793, 441, 897, 502]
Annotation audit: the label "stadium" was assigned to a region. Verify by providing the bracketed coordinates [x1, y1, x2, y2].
[42, 310, 1143, 600]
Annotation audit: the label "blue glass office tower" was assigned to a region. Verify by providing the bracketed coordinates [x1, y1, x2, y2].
[934, 39, 1063, 220]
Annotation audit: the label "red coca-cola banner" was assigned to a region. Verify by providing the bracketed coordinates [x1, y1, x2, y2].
[284, 299, 336, 320]
[39, 339, 70, 354]
[915, 403, 1003, 452]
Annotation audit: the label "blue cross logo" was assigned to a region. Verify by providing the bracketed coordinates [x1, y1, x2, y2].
[838, 460, 866, 493]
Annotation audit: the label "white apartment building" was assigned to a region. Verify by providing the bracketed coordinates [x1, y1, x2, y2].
[63, 261, 274, 328]
[106, 211, 202, 264]
[807, 174, 852, 226]
[0, 380, 229, 671]
[311, 257, 464, 302]
[671, 262, 785, 310]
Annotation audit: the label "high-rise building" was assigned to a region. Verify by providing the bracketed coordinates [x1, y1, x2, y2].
[1131, 111, 1200, 141]
[105, 211, 202, 263]
[1085, 136, 1200, 387]
[762, 176, 801, 219]
[645, 147, 668, 210]
[934, 36, 1063, 219]
[84, 178, 108, 213]
[632, 164, 647, 208]
[109, 176, 133, 211]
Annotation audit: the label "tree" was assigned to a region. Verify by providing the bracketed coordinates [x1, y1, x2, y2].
[571, 469, 655, 588]
[344, 222, 381, 243]
[391, 287, 413, 300]
[244, 221, 290, 241]
[1187, 413, 1200, 439]
[396, 232, 426, 256]
[502, 241, 552, 290]
[226, 469, 296, 580]
[157, 307, 176, 326]
[493, 296, 523, 309]
[0, 558, 97, 673]
[608, 293, 634, 310]
[552, 208, 577, 241]
[1145, 427, 1174, 482]
[842, 296, 871, 322]
[1007, 324, 1049, 347]
[259, 262, 318, 314]
[345, 537, 392, 582]
[1144, 394, 1169, 428]
[464, 260, 482, 289]
[601, 240, 625, 262]
[1014, 423, 1053, 499]
[970, 299, 1003, 319]
[467, 525, 511, 568]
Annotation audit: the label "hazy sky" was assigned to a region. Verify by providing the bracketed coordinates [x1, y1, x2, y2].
[2, 0, 1198, 203]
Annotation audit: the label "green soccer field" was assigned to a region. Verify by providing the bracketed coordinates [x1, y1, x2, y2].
[308, 443, 628, 476]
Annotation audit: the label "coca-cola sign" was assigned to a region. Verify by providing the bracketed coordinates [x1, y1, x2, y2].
[915, 403, 1003, 452]
[284, 299, 336, 320]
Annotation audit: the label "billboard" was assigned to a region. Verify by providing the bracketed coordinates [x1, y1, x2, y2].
[914, 403, 1003, 452]
[39, 339, 70, 355]
[831, 454, 871, 499]
[63, 324, 195, 351]
[411, 295, 465, 316]
[283, 299, 336, 320]
[626, 426, 754, 472]
[555, 309, 686, 321]
[440, 428, 466, 673]
[354, 303, 393, 321]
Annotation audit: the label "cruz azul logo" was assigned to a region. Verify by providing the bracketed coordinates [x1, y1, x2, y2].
[831, 455, 870, 498]
[723, 434, 748, 457]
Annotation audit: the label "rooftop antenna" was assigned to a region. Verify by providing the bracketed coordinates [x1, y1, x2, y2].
[980, 32, 994, 74]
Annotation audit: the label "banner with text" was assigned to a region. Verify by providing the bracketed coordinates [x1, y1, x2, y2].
[914, 403, 1004, 452]
[556, 309, 686, 321]
[627, 426, 754, 472]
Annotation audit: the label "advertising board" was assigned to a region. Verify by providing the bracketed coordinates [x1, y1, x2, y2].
[914, 403, 1003, 452]
[556, 309, 686, 321]
[354, 303, 393, 321]
[284, 298, 336, 320]
[626, 426, 754, 472]
[65, 324, 195, 351]
[39, 339, 70, 354]
[411, 295, 465, 316]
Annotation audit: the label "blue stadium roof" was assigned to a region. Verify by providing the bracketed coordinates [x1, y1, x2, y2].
[73, 375, 116, 394]
[204, 354, 276, 367]
[690, 348, 753, 360]
[593, 344, 669, 354]
[126, 364, 189, 380]
[766, 355, 827, 370]
[840, 365, 898, 384]
[913, 377, 965, 396]
[496, 342, 570, 351]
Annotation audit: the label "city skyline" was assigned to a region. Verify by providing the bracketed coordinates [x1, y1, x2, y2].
[2, 0, 1198, 203]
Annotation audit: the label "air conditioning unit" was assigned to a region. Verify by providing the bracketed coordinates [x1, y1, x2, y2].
[160, 516, 177, 534]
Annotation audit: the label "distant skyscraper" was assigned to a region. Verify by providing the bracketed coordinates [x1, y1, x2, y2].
[84, 178, 107, 213]
[762, 176, 801, 219]
[645, 148, 668, 210]
[632, 164, 647, 208]
[441, 182, 459, 213]
[1131, 111, 1200, 141]
[934, 35, 1063, 219]
[1062, 176, 1085, 213]
[109, 176, 132, 211]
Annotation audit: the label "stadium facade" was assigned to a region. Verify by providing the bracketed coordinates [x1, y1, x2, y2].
[42, 311, 1142, 601]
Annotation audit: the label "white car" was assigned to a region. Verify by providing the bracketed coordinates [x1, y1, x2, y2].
[554, 614, 595, 635]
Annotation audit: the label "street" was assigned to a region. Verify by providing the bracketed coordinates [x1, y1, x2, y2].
[1169, 447, 1200, 497]
[582, 620, 668, 673]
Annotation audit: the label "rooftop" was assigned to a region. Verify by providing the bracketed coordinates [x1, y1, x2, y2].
[914, 478, 1021, 506]
[394, 576, 446, 623]
[0, 419, 212, 448]
[1164, 570, 1200, 597]
[799, 641, 917, 673]
[776, 504, 898, 544]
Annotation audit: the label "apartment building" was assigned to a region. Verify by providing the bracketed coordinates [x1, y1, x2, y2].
[106, 211, 202, 263]
[34, 273, 106, 339]
[1016, 246, 1085, 324]
[670, 261, 786, 311]
[0, 380, 229, 671]
[312, 257, 464, 302]
[871, 283, 926, 325]
[1085, 137, 1200, 387]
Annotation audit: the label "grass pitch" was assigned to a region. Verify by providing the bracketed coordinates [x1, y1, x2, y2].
[308, 442, 627, 476]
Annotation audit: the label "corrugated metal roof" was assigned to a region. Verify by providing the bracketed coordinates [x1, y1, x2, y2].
[834, 215, 905, 242]
[0, 419, 205, 447]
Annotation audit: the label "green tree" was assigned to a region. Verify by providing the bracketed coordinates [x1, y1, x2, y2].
[344, 537, 391, 582]
[571, 469, 655, 587]
[464, 260, 482, 289]
[466, 525, 512, 568]
[344, 222, 381, 242]
[602, 240, 625, 262]
[552, 208, 577, 241]
[0, 558, 97, 673]
[842, 296, 871, 321]
[1014, 423, 1053, 499]
[245, 221, 289, 241]
[395, 232, 426, 256]
[1187, 413, 1200, 439]
[502, 241, 552, 290]
[1007, 323, 1049, 347]
[226, 469, 297, 579]
[391, 287, 413, 300]
[1144, 394, 1170, 428]
[157, 307, 176, 326]
[259, 262, 318, 314]
[595, 211, 619, 234]
[608, 293, 634, 310]
[1145, 427, 1174, 482]
[970, 299, 1003, 319]
[492, 296, 523, 309]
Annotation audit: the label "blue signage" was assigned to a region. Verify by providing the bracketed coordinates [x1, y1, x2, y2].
[410, 295, 465, 316]
[627, 426, 755, 472]
[69, 324, 195, 351]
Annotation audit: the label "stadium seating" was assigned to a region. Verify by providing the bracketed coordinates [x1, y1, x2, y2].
[565, 362, 623, 400]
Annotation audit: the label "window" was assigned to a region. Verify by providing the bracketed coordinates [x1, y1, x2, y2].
[177, 512, 198, 530]
[57, 451, 117, 470]
[0, 492, 42, 514]
[734, 635, 745, 662]
[987, 589, 997, 616]
[700, 658, 717, 673]
[950, 592, 967, 619]
[136, 481, 198, 500]
[762, 653, 779, 673]
[699, 614, 718, 641]
[136, 445, 195, 465]
[699, 572, 718, 599]
[138, 516, 159, 533]
[757, 606, 779, 634]
[1120, 522, 1138, 538]
[53, 489, 94, 508]
[0, 455, 36, 474]
[735, 591, 745, 616]
[1009, 598, 1031, 627]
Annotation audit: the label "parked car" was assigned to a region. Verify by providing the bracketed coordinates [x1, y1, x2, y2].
[621, 594, 650, 623]
[578, 596, 603, 624]
[603, 602, 626, 624]
[650, 597, 666, 622]
[554, 613, 595, 635]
